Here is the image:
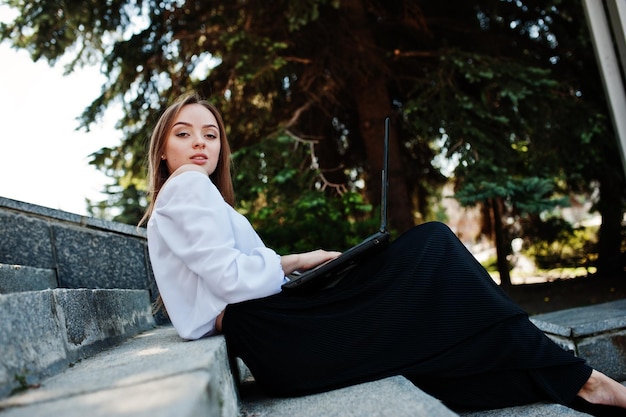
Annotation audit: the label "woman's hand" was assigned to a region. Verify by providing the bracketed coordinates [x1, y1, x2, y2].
[280, 249, 342, 275]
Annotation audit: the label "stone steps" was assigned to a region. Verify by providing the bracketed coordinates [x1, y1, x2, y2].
[240, 375, 457, 417]
[0, 321, 597, 417]
[0, 288, 155, 399]
[531, 299, 626, 382]
[1, 196, 624, 416]
[0, 196, 162, 399]
[0, 326, 237, 417]
[0, 264, 57, 293]
[3, 280, 623, 417]
[0, 320, 460, 417]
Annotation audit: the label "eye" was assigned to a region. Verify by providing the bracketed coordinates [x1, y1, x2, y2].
[175, 131, 189, 138]
[205, 130, 219, 139]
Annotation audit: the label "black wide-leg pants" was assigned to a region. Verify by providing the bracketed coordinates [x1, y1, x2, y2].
[222, 222, 591, 410]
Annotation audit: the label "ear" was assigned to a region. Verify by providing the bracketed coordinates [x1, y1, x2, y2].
[161, 155, 166, 160]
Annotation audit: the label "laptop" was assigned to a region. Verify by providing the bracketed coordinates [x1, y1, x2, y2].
[281, 117, 391, 293]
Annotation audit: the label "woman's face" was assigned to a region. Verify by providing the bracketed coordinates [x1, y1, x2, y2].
[163, 103, 221, 176]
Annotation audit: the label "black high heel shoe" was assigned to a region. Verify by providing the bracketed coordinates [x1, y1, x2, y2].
[570, 396, 626, 417]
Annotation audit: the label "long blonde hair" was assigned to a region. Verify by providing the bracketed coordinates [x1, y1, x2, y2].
[139, 92, 235, 315]
[139, 92, 235, 227]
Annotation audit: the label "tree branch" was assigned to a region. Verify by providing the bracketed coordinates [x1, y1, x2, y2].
[284, 129, 347, 195]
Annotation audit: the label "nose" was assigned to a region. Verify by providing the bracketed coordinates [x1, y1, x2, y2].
[193, 136, 206, 149]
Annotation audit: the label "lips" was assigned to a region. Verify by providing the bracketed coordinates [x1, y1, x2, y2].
[190, 153, 208, 163]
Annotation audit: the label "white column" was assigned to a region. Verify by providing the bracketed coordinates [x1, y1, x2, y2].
[582, 0, 626, 177]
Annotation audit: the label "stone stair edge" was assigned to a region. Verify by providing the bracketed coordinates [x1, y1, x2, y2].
[0, 196, 145, 238]
[528, 298, 626, 383]
[0, 326, 239, 417]
[0, 288, 155, 399]
[240, 375, 460, 417]
[1, 200, 155, 302]
[0, 263, 57, 294]
[530, 299, 626, 337]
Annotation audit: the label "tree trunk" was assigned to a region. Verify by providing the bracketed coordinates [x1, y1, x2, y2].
[596, 178, 624, 276]
[492, 197, 512, 288]
[341, 0, 414, 233]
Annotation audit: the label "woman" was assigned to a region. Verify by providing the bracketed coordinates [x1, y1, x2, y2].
[142, 92, 626, 416]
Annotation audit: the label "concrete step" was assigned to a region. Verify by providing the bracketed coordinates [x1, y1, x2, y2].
[240, 375, 458, 417]
[0, 326, 238, 417]
[531, 299, 626, 381]
[0, 323, 458, 417]
[239, 376, 599, 417]
[0, 288, 155, 398]
[0, 324, 617, 417]
[0, 263, 57, 294]
[0, 197, 156, 303]
[459, 403, 591, 416]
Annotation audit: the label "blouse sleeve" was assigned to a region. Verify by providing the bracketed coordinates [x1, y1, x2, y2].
[148, 171, 284, 339]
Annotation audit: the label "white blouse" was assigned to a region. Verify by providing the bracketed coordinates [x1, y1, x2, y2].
[147, 171, 285, 340]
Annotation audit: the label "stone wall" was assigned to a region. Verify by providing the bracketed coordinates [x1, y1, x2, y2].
[0, 196, 157, 300]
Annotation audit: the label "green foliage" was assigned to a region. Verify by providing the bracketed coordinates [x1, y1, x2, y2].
[285, 0, 340, 31]
[0, 0, 129, 65]
[455, 171, 568, 217]
[480, 255, 500, 274]
[233, 133, 381, 253]
[524, 218, 598, 270]
[2, 0, 624, 274]
[11, 373, 30, 395]
[87, 184, 148, 226]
